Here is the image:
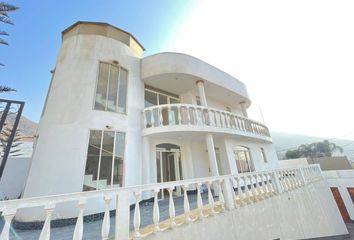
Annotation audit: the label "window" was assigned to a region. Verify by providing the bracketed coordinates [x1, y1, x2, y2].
[144, 88, 180, 107]
[260, 147, 267, 163]
[83, 130, 125, 191]
[226, 106, 231, 112]
[94, 62, 128, 113]
[233, 146, 254, 173]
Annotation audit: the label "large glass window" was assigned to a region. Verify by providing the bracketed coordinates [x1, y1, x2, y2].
[94, 62, 128, 113]
[233, 146, 254, 174]
[144, 88, 180, 127]
[83, 130, 125, 191]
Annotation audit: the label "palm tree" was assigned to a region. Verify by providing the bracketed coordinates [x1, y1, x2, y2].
[0, 2, 19, 92]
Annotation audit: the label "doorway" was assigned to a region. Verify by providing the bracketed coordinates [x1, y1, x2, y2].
[156, 143, 182, 199]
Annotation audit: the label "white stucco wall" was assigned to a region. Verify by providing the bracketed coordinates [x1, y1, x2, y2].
[324, 170, 354, 221]
[147, 180, 348, 240]
[0, 157, 31, 200]
[18, 32, 145, 220]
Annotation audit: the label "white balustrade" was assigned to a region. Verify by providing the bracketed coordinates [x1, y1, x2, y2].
[102, 195, 112, 240]
[142, 104, 271, 138]
[0, 165, 322, 240]
[183, 185, 191, 223]
[39, 204, 55, 240]
[73, 199, 86, 240]
[153, 189, 160, 232]
[133, 192, 141, 239]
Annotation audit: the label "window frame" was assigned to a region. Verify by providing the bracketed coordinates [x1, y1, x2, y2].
[92, 61, 129, 115]
[144, 87, 180, 107]
[82, 129, 126, 191]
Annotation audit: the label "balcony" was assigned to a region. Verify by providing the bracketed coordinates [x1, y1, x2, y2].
[142, 104, 271, 142]
[0, 165, 335, 240]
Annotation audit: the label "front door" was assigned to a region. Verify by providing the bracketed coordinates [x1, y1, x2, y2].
[156, 148, 182, 199]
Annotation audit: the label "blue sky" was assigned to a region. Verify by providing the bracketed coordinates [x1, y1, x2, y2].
[1, 0, 354, 139]
[0, 0, 198, 122]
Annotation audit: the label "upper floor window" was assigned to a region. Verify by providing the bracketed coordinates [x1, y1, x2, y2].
[144, 87, 179, 108]
[83, 130, 125, 191]
[226, 106, 231, 112]
[94, 62, 128, 113]
[261, 147, 267, 163]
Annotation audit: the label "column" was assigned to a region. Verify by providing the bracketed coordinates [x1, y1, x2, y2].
[239, 101, 248, 117]
[196, 80, 219, 176]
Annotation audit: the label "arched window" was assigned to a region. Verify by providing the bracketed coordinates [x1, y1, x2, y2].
[233, 146, 254, 173]
[260, 148, 267, 163]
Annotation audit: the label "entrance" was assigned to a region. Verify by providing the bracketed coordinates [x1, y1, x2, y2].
[156, 144, 182, 199]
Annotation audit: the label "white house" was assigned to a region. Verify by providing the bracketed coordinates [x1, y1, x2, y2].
[22, 21, 277, 203]
[1, 22, 347, 240]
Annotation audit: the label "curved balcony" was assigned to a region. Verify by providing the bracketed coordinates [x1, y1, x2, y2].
[142, 104, 271, 142]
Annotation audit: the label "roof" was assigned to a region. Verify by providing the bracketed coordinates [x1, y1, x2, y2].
[61, 21, 145, 51]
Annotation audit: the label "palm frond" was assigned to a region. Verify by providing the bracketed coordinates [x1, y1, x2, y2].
[0, 37, 8, 45]
[0, 30, 8, 35]
[0, 15, 13, 25]
[0, 86, 15, 92]
[0, 3, 19, 12]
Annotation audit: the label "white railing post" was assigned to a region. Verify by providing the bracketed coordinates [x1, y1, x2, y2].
[197, 183, 205, 219]
[207, 181, 215, 216]
[133, 192, 141, 239]
[101, 195, 112, 240]
[0, 208, 16, 240]
[73, 199, 86, 240]
[218, 180, 226, 212]
[183, 185, 191, 223]
[168, 187, 176, 228]
[115, 192, 130, 240]
[272, 171, 283, 194]
[153, 189, 160, 232]
[39, 204, 55, 240]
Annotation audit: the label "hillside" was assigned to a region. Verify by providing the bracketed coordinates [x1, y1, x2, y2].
[3, 115, 37, 140]
[271, 131, 354, 161]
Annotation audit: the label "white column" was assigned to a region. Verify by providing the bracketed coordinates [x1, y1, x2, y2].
[239, 101, 248, 117]
[206, 133, 219, 176]
[196, 80, 208, 106]
[142, 136, 151, 184]
[223, 138, 238, 174]
[196, 80, 219, 176]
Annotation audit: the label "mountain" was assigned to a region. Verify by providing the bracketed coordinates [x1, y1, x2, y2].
[3, 115, 37, 141]
[271, 131, 354, 161]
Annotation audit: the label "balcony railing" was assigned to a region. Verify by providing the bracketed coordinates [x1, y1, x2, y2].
[142, 104, 270, 138]
[0, 165, 322, 240]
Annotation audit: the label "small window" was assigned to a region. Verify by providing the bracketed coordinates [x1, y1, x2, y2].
[261, 148, 267, 163]
[226, 106, 231, 112]
[83, 130, 125, 191]
[94, 62, 128, 113]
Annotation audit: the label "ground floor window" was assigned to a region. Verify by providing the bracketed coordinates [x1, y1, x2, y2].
[83, 130, 125, 191]
[233, 146, 254, 173]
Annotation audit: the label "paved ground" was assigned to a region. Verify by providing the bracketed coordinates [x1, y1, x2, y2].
[344, 224, 354, 239]
[1, 193, 212, 240]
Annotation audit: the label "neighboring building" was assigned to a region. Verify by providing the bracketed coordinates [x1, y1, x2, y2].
[280, 156, 352, 171]
[18, 21, 277, 220]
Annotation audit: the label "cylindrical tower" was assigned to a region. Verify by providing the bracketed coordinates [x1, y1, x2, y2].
[18, 22, 145, 221]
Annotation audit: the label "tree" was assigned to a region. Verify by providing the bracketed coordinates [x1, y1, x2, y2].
[285, 149, 302, 159]
[284, 140, 343, 159]
[0, 124, 23, 158]
[0, 2, 19, 92]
